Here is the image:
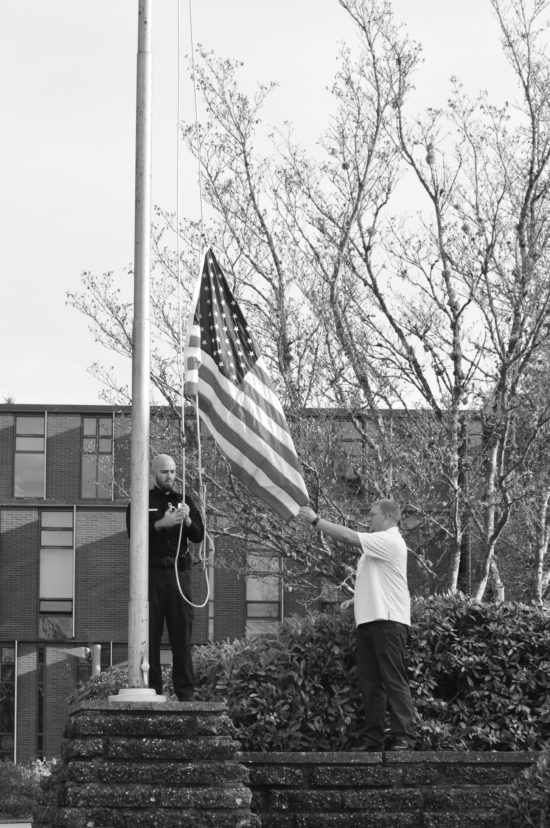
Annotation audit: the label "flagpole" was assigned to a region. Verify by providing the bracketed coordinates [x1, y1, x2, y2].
[112, 0, 163, 702]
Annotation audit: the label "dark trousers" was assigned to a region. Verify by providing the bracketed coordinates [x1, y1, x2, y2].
[356, 620, 415, 748]
[148, 567, 194, 699]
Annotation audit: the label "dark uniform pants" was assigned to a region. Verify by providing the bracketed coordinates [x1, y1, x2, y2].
[356, 620, 415, 748]
[148, 567, 194, 699]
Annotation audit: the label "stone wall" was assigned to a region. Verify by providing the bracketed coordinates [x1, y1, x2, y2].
[49, 700, 259, 828]
[240, 750, 537, 827]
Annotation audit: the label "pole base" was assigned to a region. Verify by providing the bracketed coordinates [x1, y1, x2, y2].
[108, 687, 166, 704]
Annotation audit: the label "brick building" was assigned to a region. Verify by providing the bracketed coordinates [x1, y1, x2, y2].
[0, 403, 307, 763]
[0, 402, 445, 763]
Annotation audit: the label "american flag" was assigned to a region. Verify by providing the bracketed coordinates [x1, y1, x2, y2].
[184, 248, 309, 520]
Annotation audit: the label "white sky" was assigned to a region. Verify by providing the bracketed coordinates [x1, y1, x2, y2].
[1, 0, 518, 404]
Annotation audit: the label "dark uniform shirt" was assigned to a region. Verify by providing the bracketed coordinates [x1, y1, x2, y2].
[126, 486, 204, 570]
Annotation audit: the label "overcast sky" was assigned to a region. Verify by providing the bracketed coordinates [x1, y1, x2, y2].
[1, 0, 517, 405]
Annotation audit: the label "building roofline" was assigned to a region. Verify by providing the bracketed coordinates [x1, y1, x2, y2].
[0, 402, 478, 419]
[0, 403, 131, 413]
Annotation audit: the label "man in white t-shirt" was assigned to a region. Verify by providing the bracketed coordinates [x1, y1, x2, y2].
[298, 499, 415, 751]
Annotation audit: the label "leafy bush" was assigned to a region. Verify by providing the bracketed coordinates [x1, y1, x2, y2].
[409, 594, 550, 751]
[498, 746, 550, 826]
[72, 595, 550, 753]
[0, 758, 55, 822]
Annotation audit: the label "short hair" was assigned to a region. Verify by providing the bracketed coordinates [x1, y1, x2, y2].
[151, 454, 175, 473]
[374, 499, 401, 523]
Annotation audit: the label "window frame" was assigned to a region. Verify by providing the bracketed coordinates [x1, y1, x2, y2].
[80, 415, 114, 500]
[38, 509, 75, 641]
[13, 413, 46, 499]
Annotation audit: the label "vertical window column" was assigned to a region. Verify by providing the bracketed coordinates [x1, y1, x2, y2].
[81, 416, 113, 499]
[37, 646, 44, 759]
[0, 646, 15, 761]
[39, 511, 74, 640]
[245, 551, 281, 636]
[14, 415, 45, 498]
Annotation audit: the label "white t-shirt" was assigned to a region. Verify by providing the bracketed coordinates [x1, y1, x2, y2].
[353, 526, 411, 627]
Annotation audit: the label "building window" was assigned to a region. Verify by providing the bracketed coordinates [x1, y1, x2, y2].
[0, 646, 15, 761]
[246, 551, 281, 636]
[37, 646, 44, 758]
[14, 415, 45, 498]
[39, 511, 74, 639]
[81, 416, 113, 499]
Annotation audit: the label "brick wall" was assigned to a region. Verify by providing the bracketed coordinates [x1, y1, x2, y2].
[190, 568, 209, 643]
[215, 566, 246, 641]
[74, 508, 129, 641]
[111, 643, 128, 667]
[0, 413, 14, 499]
[0, 507, 39, 638]
[16, 643, 38, 764]
[46, 414, 81, 500]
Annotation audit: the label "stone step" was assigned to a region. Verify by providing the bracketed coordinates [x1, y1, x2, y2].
[64, 707, 233, 739]
[259, 783, 505, 813]
[55, 807, 260, 828]
[62, 734, 238, 762]
[257, 809, 501, 828]
[64, 781, 253, 810]
[65, 759, 249, 786]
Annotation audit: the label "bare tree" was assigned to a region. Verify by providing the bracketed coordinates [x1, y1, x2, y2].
[68, 0, 550, 602]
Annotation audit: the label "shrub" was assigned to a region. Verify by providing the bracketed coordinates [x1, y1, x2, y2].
[0, 758, 55, 822]
[498, 745, 550, 826]
[409, 594, 550, 751]
[72, 595, 550, 753]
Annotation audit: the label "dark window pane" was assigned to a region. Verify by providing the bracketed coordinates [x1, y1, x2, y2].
[1, 648, 14, 664]
[16, 416, 45, 435]
[39, 615, 73, 639]
[0, 687, 15, 731]
[15, 436, 45, 451]
[41, 511, 73, 528]
[40, 600, 73, 613]
[83, 418, 97, 436]
[81, 453, 98, 499]
[14, 454, 44, 497]
[0, 664, 15, 682]
[97, 456, 112, 499]
[98, 438, 112, 453]
[0, 665, 15, 683]
[99, 418, 113, 436]
[83, 438, 97, 452]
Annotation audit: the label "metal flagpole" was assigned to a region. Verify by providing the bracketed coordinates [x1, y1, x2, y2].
[111, 0, 164, 703]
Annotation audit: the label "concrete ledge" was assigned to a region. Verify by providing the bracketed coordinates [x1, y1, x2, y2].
[68, 699, 228, 714]
[240, 750, 538, 765]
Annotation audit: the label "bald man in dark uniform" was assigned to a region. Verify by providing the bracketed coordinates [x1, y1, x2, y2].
[126, 454, 204, 700]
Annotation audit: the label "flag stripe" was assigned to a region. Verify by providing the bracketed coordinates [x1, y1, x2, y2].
[196, 375, 309, 505]
[195, 351, 303, 470]
[196, 407, 303, 520]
